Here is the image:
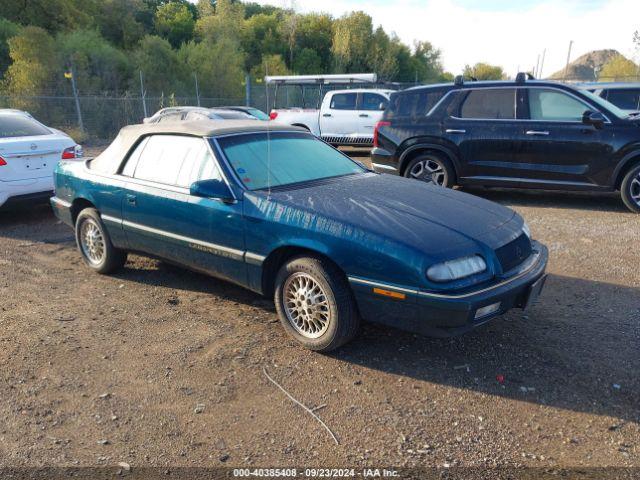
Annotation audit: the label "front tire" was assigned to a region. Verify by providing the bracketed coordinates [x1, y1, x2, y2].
[404, 153, 455, 187]
[75, 208, 127, 274]
[621, 163, 640, 213]
[274, 255, 360, 352]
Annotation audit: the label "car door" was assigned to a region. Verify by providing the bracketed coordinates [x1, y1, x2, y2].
[355, 92, 389, 139]
[119, 134, 246, 284]
[442, 87, 524, 182]
[318, 92, 358, 140]
[513, 87, 615, 186]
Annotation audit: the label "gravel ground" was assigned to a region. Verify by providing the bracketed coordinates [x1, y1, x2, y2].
[0, 147, 638, 472]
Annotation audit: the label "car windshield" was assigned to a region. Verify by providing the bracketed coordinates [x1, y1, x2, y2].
[0, 114, 51, 138]
[580, 90, 630, 119]
[215, 132, 366, 190]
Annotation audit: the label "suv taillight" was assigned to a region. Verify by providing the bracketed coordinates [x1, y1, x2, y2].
[373, 121, 390, 148]
[61, 146, 76, 159]
[0, 156, 6, 166]
[269, 111, 278, 120]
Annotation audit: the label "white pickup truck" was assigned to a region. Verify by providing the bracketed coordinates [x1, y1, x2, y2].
[269, 89, 393, 146]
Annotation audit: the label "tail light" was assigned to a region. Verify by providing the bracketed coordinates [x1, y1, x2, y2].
[373, 121, 390, 148]
[269, 111, 278, 120]
[61, 146, 76, 159]
[0, 156, 6, 166]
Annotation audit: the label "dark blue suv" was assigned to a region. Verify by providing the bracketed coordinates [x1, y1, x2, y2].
[371, 75, 640, 212]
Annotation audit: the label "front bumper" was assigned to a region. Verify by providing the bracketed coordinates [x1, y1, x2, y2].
[349, 242, 549, 337]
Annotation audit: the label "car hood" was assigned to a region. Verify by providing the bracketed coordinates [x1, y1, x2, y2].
[250, 173, 522, 255]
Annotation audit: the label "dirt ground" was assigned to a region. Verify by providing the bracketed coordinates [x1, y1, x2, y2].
[0, 146, 638, 472]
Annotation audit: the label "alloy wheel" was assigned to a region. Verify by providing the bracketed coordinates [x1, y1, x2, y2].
[630, 173, 640, 207]
[408, 158, 447, 186]
[80, 219, 105, 265]
[283, 272, 331, 339]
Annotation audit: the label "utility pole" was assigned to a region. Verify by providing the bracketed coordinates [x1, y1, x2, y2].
[539, 49, 546, 79]
[194, 73, 201, 107]
[68, 63, 84, 133]
[245, 74, 251, 107]
[564, 40, 573, 81]
[535, 54, 540, 78]
[139, 70, 148, 118]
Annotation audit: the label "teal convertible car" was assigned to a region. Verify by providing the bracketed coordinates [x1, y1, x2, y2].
[51, 121, 547, 351]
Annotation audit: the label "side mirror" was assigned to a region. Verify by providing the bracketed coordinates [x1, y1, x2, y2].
[378, 102, 387, 111]
[190, 179, 234, 202]
[582, 110, 605, 129]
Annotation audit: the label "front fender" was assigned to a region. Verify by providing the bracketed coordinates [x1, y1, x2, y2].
[611, 148, 640, 187]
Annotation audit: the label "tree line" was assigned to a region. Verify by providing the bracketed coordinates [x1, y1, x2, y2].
[0, 0, 462, 100]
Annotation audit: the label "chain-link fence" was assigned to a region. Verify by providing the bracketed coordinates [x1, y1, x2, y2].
[0, 81, 415, 141]
[2, 75, 639, 142]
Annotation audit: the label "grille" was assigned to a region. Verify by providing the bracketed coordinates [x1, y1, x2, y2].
[495, 233, 532, 273]
[321, 135, 373, 146]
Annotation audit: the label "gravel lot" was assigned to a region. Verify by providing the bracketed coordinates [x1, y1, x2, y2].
[0, 146, 638, 471]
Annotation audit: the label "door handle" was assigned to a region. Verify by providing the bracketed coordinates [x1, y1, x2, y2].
[322, 113, 332, 117]
[526, 130, 550, 136]
[445, 129, 466, 134]
[126, 194, 137, 206]
[359, 114, 369, 118]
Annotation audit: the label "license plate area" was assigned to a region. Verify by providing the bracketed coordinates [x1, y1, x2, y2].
[22, 155, 48, 171]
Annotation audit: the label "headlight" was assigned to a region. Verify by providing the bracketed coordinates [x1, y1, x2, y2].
[522, 221, 531, 239]
[427, 255, 487, 282]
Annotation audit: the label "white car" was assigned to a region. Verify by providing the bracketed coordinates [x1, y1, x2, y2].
[0, 109, 82, 209]
[269, 89, 393, 146]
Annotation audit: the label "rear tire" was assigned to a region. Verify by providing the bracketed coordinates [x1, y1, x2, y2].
[404, 153, 455, 187]
[621, 163, 640, 213]
[75, 208, 127, 274]
[274, 255, 360, 352]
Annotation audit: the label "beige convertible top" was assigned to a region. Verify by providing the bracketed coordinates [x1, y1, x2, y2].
[89, 120, 306, 175]
[119, 119, 304, 139]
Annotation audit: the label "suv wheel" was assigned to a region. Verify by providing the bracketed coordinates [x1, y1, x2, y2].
[621, 163, 640, 213]
[75, 208, 127, 273]
[274, 255, 360, 352]
[404, 154, 454, 187]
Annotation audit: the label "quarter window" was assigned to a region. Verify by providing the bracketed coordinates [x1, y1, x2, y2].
[459, 89, 516, 119]
[528, 89, 588, 121]
[126, 135, 207, 186]
[330, 93, 357, 110]
[360, 93, 388, 111]
[605, 89, 640, 111]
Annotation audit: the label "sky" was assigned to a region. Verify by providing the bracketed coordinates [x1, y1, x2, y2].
[251, 0, 639, 77]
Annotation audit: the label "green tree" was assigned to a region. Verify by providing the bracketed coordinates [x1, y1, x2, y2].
[96, 0, 148, 49]
[599, 54, 638, 81]
[195, 0, 244, 44]
[133, 35, 183, 94]
[154, 1, 195, 48]
[332, 11, 373, 73]
[463, 62, 505, 80]
[293, 48, 322, 74]
[242, 13, 287, 72]
[0, 17, 21, 76]
[58, 29, 131, 93]
[179, 38, 244, 98]
[411, 41, 444, 82]
[251, 53, 289, 79]
[0, 0, 95, 33]
[295, 14, 332, 73]
[3, 26, 58, 96]
[368, 27, 398, 80]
